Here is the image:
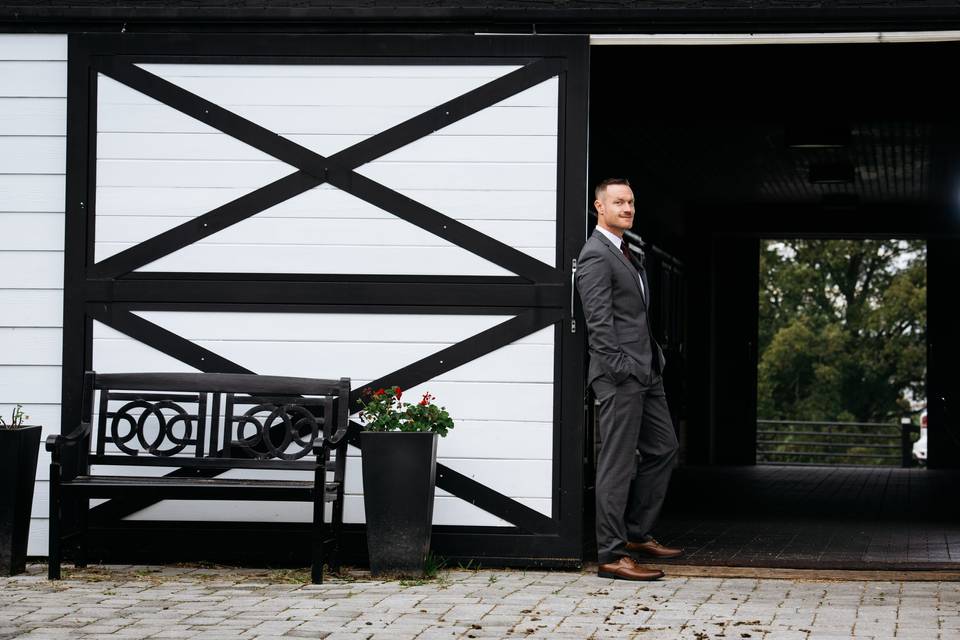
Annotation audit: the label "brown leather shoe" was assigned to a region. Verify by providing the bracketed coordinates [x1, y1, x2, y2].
[597, 556, 664, 581]
[626, 538, 683, 559]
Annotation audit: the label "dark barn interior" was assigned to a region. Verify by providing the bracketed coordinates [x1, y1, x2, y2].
[587, 41, 960, 568]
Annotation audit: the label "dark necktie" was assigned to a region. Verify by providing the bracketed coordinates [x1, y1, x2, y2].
[620, 239, 648, 305]
[620, 240, 643, 273]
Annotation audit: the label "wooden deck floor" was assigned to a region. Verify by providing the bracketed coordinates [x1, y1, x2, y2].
[651, 465, 960, 570]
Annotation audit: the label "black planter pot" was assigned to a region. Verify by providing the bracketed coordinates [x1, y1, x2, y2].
[360, 431, 438, 577]
[0, 425, 42, 576]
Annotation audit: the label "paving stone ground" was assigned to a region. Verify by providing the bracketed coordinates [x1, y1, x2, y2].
[1, 564, 958, 640]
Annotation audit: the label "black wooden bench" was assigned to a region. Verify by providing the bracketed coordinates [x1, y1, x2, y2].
[46, 371, 350, 583]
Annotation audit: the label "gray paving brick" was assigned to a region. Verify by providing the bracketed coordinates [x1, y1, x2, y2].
[2, 564, 958, 640]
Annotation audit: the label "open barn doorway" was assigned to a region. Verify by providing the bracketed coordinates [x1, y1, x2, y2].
[586, 40, 960, 568]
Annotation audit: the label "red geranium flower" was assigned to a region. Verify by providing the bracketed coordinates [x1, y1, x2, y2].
[394, 386, 402, 400]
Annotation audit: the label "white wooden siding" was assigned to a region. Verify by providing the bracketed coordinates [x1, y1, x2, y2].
[0, 34, 67, 557]
[93, 64, 558, 275]
[92, 313, 555, 525]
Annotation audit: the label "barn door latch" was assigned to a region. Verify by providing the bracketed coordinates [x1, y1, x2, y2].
[570, 258, 577, 333]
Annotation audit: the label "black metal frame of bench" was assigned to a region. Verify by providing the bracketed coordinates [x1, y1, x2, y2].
[46, 371, 350, 583]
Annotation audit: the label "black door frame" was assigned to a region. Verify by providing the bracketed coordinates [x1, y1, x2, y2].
[62, 33, 590, 564]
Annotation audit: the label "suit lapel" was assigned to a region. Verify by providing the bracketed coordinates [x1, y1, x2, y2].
[592, 229, 647, 305]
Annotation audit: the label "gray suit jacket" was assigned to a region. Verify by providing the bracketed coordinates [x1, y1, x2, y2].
[576, 228, 666, 386]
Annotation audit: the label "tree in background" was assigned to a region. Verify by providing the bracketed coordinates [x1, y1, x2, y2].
[757, 239, 926, 423]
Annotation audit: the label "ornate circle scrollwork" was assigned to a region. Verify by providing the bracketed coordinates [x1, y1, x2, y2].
[111, 399, 193, 457]
[234, 404, 319, 460]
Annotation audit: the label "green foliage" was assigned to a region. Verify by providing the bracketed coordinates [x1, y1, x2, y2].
[358, 386, 455, 437]
[758, 239, 926, 423]
[0, 405, 29, 429]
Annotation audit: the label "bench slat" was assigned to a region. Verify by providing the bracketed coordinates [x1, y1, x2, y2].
[88, 454, 340, 471]
[62, 475, 341, 501]
[96, 372, 345, 395]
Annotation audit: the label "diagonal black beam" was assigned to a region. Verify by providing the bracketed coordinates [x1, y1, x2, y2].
[89, 306, 252, 375]
[90, 58, 563, 283]
[89, 171, 319, 280]
[88, 306, 561, 534]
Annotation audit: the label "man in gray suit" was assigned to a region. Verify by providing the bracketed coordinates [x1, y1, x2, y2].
[576, 178, 681, 581]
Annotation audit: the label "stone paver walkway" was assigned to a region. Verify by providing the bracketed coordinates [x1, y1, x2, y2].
[1, 565, 958, 639]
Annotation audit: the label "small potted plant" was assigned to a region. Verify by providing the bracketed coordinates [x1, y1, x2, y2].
[0, 405, 42, 576]
[358, 386, 453, 577]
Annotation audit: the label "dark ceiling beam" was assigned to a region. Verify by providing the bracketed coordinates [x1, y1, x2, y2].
[6, 4, 960, 33]
[691, 203, 960, 237]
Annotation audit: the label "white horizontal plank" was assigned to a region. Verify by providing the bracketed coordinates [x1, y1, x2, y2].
[0, 175, 65, 212]
[138, 63, 520, 79]
[436, 421, 552, 459]
[0, 213, 64, 250]
[129, 244, 551, 276]
[108, 73, 554, 109]
[133, 311, 544, 344]
[88, 454, 552, 500]
[0, 290, 63, 327]
[0, 35, 67, 61]
[0, 61, 67, 97]
[95, 216, 556, 248]
[95, 159, 294, 189]
[96, 103, 559, 137]
[396, 381, 553, 423]
[0, 252, 63, 289]
[95, 158, 553, 191]
[345, 494, 552, 525]
[31, 480, 48, 519]
[89, 335, 552, 421]
[92, 338, 553, 384]
[0, 404, 59, 431]
[94, 185, 557, 221]
[96, 132, 557, 164]
[0, 98, 66, 136]
[101, 75, 546, 109]
[96, 131, 284, 163]
[0, 366, 61, 403]
[119, 495, 550, 526]
[0, 328, 61, 365]
[343, 457, 552, 500]
[375, 132, 556, 165]
[91, 321, 199, 374]
[27, 516, 48, 557]
[356, 161, 556, 192]
[0, 137, 65, 174]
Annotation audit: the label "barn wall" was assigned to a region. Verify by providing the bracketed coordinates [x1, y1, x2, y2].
[0, 33, 68, 557]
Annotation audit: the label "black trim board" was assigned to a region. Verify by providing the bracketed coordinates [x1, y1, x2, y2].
[7, 5, 960, 35]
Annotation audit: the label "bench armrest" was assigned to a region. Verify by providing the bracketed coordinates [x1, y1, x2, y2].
[46, 421, 92, 457]
[312, 427, 349, 456]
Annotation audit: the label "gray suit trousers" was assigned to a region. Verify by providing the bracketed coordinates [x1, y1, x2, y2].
[592, 374, 678, 563]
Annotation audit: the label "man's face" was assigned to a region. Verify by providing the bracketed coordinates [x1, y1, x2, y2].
[595, 183, 635, 235]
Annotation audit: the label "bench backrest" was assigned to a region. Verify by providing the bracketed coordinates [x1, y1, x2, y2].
[83, 371, 350, 471]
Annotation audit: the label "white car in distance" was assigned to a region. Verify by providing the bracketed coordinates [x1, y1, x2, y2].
[912, 410, 928, 463]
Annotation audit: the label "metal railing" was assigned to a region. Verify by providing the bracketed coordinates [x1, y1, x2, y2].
[756, 419, 919, 467]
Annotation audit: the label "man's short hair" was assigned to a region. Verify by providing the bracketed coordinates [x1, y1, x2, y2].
[595, 178, 632, 201]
